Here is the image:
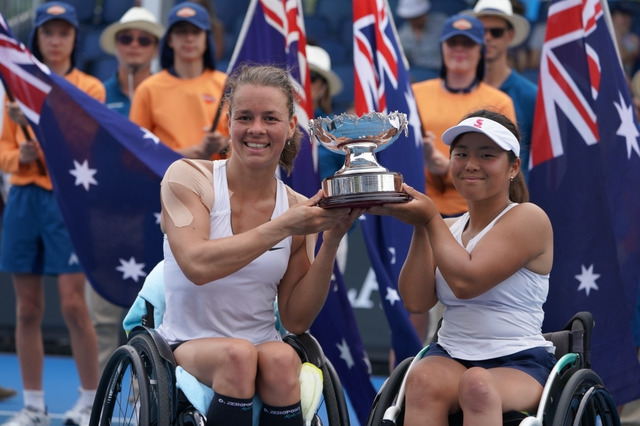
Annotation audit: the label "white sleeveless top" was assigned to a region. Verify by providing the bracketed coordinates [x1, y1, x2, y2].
[436, 204, 555, 359]
[157, 160, 292, 345]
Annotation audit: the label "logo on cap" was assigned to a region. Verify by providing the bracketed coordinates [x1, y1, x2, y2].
[176, 7, 197, 18]
[452, 18, 473, 30]
[473, 119, 484, 128]
[46, 5, 67, 15]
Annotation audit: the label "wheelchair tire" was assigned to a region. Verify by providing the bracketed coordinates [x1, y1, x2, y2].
[551, 369, 620, 426]
[90, 345, 150, 426]
[365, 356, 414, 426]
[129, 332, 175, 426]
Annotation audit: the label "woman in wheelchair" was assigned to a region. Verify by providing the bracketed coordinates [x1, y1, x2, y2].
[156, 64, 362, 425]
[367, 109, 557, 425]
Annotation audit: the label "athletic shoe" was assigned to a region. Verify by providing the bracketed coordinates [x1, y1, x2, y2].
[2, 407, 50, 426]
[62, 403, 91, 426]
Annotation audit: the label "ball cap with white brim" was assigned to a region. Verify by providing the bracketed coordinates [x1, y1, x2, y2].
[442, 116, 520, 157]
[307, 45, 343, 96]
[100, 7, 165, 55]
[465, 0, 530, 47]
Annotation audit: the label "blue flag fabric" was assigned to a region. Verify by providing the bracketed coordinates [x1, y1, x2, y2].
[353, 0, 426, 364]
[0, 15, 181, 308]
[227, 1, 376, 423]
[529, 0, 640, 404]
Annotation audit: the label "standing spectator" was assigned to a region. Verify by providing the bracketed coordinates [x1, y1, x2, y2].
[468, 0, 538, 182]
[129, 1, 229, 160]
[408, 14, 516, 348]
[396, 0, 447, 73]
[0, 3, 103, 425]
[84, 6, 164, 376]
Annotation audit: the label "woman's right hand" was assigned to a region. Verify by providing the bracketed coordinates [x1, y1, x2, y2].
[19, 140, 39, 164]
[7, 102, 28, 127]
[282, 190, 353, 236]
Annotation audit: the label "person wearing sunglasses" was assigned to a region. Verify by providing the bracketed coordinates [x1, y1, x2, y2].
[467, 0, 537, 184]
[408, 14, 516, 354]
[0, 3, 105, 426]
[129, 2, 229, 161]
[85, 6, 165, 382]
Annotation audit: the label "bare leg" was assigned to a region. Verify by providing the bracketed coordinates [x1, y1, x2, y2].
[58, 272, 99, 390]
[256, 341, 301, 406]
[13, 274, 45, 391]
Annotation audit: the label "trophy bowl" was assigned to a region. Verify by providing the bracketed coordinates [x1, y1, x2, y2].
[309, 111, 411, 208]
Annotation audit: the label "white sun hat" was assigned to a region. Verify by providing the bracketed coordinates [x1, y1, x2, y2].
[396, 0, 431, 19]
[100, 7, 165, 55]
[307, 45, 343, 96]
[466, 0, 530, 47]
[442, 116, 520, 157]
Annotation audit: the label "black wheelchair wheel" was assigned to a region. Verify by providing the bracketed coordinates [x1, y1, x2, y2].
[365, 356, 414, 426]
[128, 331, 175, 426]
[551, 369, 620, 426]
[90, 345, 150, 426]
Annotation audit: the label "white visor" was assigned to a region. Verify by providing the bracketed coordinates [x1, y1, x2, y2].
[442, 116, 520, 157]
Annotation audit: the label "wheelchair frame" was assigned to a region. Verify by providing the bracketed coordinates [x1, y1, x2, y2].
[365, 311, 621, 426]
[90, 325, 351, 426]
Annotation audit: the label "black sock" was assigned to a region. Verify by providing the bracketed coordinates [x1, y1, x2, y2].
[259, 401, 303, 426]
[205, 393, 253, 426]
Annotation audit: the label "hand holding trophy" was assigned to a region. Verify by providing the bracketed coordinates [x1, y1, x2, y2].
[310, 111, 411, 208]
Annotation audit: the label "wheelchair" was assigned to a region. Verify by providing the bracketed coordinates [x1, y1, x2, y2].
[366, 311, 621, 426]
[89, 262, 351, 426]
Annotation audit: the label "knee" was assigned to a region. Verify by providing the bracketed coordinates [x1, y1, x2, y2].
[258, 344, 300, 391]
[59, 293, 89, 324]
[220, 340, 259, 378]
[404, 364, 446, 408]
[458, 367, 499, 413]
[15, 297, 44, 326]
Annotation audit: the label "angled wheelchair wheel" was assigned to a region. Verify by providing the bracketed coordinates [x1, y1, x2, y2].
[283, 333, 351, 426]
[551, 369, 621, 426]
[365, 356, 413, 426]
[90, 345, 150, 426]
[128, 331, 175, 426]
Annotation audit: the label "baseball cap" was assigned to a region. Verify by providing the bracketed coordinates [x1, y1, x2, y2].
[440, 14, 485, 45]
[442, 116, 520, 157]
[100, 7, 165, 55]
[160, 2, 216, 70]
[33, 2, 79, 29]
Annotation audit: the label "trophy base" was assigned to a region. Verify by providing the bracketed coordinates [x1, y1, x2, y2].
[319, 172, 409, 208]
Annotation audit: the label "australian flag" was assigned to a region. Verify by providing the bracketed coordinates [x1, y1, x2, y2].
[529, 0, 640, 404]
[353, 0, 426, 364]
[0, 14, 181, 308]
[228, 1, 376, 423]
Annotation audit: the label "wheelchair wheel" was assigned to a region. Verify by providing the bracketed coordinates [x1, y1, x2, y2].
[90, 345, 150, 426]
[551, 369, 621, 426]
[128, 331, 175, 426]
[365, 356, 413, 426]
[284, 333, 351, 426]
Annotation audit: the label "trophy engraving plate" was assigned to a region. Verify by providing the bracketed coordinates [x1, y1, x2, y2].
[309, 111, 411, 208]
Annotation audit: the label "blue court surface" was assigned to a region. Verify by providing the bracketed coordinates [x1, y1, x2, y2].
[0, 352, 386, 425]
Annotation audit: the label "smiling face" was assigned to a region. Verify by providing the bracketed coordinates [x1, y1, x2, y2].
[449, 132, 518, 201]
[228, 83, 297, 171]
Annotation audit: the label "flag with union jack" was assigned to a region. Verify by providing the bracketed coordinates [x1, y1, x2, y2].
[529, 0, 640, 404]
[0, 13, 181, 308]
[227, 1, 377, 422]
[353, 0, 426, 365]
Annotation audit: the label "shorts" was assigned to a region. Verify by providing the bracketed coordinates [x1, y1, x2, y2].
[0, 184, 82, 275]
[423, 343, 557, 386]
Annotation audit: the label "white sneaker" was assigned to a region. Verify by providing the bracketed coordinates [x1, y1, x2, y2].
[2, 407, 50, 426]
[62, 403, 91, 426]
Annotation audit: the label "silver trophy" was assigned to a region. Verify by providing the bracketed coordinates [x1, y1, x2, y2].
[310, 111, 411, 208]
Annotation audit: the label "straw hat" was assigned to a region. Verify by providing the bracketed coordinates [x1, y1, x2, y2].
[466, 0, 530, 47]
[100, 7, 165, 55]
[307, 45, 343, 96]
[396, 0, 431, 19]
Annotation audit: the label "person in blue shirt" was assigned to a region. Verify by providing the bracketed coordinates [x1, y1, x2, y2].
[467, 0, 538, 183]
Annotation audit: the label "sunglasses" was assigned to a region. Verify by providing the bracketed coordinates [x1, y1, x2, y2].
[310, 71, 326, 83]
[116, 33, 154, 47]
[485, 27, 508, 38]
[444, 37, 477, 48]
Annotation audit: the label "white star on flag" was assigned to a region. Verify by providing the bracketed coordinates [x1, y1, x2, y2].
[116, 257, 147, 282]
[141, 127, 160, 144]
[575, 264, 600, 296]
[613, 91, 640, 159]
[154, 212, 161, 225]
[69, 159, 97, 191]
[385, 287, 401, 305]
[336, 338, 355, 369]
